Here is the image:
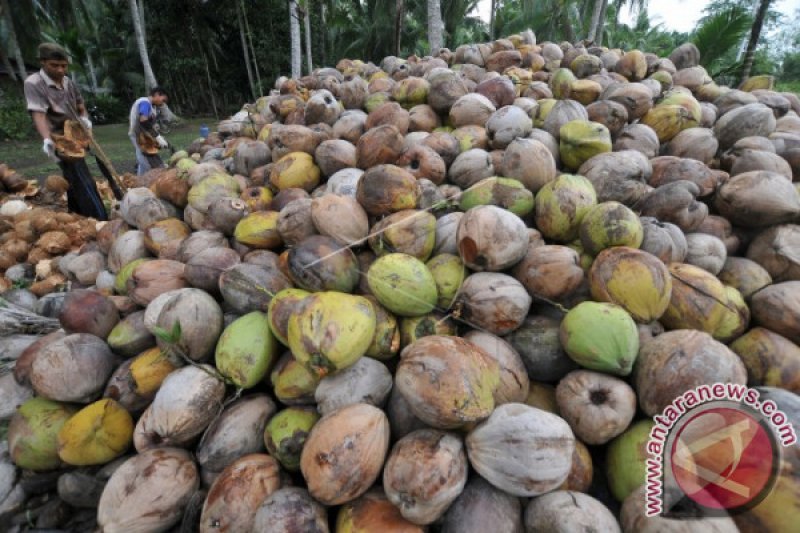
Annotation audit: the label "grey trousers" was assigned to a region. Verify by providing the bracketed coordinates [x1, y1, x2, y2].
[129, 133, 152, 176]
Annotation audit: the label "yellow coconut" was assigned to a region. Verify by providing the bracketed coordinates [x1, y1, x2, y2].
[57, 399, 134, 466]
[234, 211, 282, 249]
[270, 152, 321, 192]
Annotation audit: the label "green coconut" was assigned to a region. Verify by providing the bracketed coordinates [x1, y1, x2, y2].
[215, 311, 279, 388]
[559, 301, 639, 376]
[367, 253, 438, 317]
[364, 297, 401, 360]
[606, 419, 655, 502]
[267, 288, 312, 346]
[588, 247, 672, 323]
[550, 68, 577, 100]
[270, 152, 321, 192]
[264, 407, 320, 471]
[426, 253, 466, 309]
[579, 201, 643, 256]
[287, 292, 377, 377]
[114, 258, 151, 295]
[270, 353, 321, 405]
[458, 177, 535, 217]
[534, 174, 597, 242]
[559, 120, 612, 170]
[8, 397, 78, 470]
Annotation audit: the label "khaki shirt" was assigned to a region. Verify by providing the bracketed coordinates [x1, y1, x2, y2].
[23, 69, 84, 134]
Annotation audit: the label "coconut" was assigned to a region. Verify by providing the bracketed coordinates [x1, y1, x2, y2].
[534, 174, 597, 241]
[107, 230, 148, 273]
[58, 288, 120, 338]
[579, 202, 643, 255]
[314, 357, 393, 414]
[456, 272, 531, 335]
[427, 69, 470, 113]
[613, 123, 659, 158]
[466, 403, 574, 496]
[252, 487, 329, 533]
[103, 347, 177, 413]
[155, 288, 223, 361]
[695, 215, 739, 255]
[195, 394, 275, 474]
[383, 429, 468, 525]
[603, 419, 655, 503]
[300, 403, 390, 505]
[177, 230, 229, 263]
[133, 364, 226, 451]
[354, 124, 405, 169]
[97, 448, 199, 532]
[662, 263, 750, 342]
[57, 398, 133, 466]
[634, 330, 747, 415]
[512, 245, 584, 302]
[215, 311, 277, 388]
[8, 397, 78, 471]
[559, 301, 639, 376]
[621, 484, 740, 532]
[505, 315, 577, 382]
[524, 491, 620, 532]
[234, 210, 282, 249]
[336, 487, 424, 532]
[751, 281, 800, 344]
[586, 100, 629, 137]
[220, 263, 292, 313]
[729, 328, 800, 393]
[589, 247, 672, 323]
[286, 234, 359, 293]
[184, 247, 241, 293]
[408, 104, 440, 132]
[206, 197, 247, 236]
[356, 164, 419, 215]
[648, 156, 718, 197]
[275, 198, 316, 246]
[449, 93, 496, 127]
[396, 335, 499, 428]
[635, 180, 708, 232]
[684, 233, 728, 275]
[578, 150, 652, 205]
[326, 168, 363, 198]
[746, 224, 800, 282]
[555, 370, 636, 445]
[559, 439, 594, 492]
[106, 310, 154, 357]
[199, 454, 281, 533]
[447, 148, 493, 189]
[263, 406, 319, 471]
[369, 209, 436, 261]
[270, 352, 321, 406]
[714, 102, 777, 149]
[439, 475, 523, 533]
[463, 330, 529, 404]
[484, 106, 532, 150]
[64, 250, 106, 285]
[718, 257, 773, 299]
[127, 259, 187, 306]
[269, 152, 321, 192]
[367, 253, 438, 317]
[30, 333, 116, 403]
[120, 187, 178, 228]
[543, 99, 589, 138]
[396, 144, 447, 184]
[457, 177, 533, 216]
[559, 120, 612, 170]
[456, 205, 528, 271]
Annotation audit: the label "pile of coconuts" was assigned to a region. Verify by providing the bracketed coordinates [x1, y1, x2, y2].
[2, 30, 800, 533]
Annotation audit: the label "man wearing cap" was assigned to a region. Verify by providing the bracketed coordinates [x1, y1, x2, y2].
[24, 42, 107, 220]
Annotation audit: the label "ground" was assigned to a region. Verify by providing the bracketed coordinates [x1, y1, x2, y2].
[0, 118, 215, 181]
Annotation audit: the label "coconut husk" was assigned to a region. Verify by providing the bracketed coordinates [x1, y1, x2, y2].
[26, 246, 52, 265]
[137, 132, 161, 156]
[36, 231, 72, 254]
[51, 120, 91, 161]
[28, 273, 67, 297]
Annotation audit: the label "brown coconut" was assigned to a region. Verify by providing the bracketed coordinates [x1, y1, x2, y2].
[155, 288, 223, 361]
[184, 247, 241, 293]
[463, 330, 530, 404]
[396, 144, 447, 184]
[648, 156, 719, 197]
[108, 230, 148, 273]
[750, 282, 800, 344]
[127, 259, 187, 306]
[277, 198, 317, 246]
[356, 124, 404, 169]
[512, 245, 584, 302]
[639, 216, 688, 263]
[457, 205, 528, 271]
[456, 273, 531, 336]
[311, 194, 369, 246]
[58, 289, 120, 339]
[578, 150, 652, 206]
[714, 171, 800, 228]
[634, 330, 747, 416]
[684, 233, 728, 275]
[634, 181, 707, 232]
[746, 224, 800, 282]
[586, 100, 629, 137]
[143, 218, 191, 257]
[357, 164, 419, 216]
[300, 403, 390, 505]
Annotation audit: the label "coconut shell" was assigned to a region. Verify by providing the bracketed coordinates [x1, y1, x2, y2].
[525, 491, 619, 532]
[13, 330, 66, 387]
[127, 259, 187, 306]
[108, 230, 148, 273]
[463, 330, 529, 405]
[315, 357, 393, 415]
[746, 224, 800, 282]
[58, 288, 120, 339]
[357, 164, 419, 216]
[383, 429, 468, 525]
[512, 245, 584, 303]
[30, 333, 116, 403]
[155, 288, 223, 362]
[199, 454, 281, 533]
[300, 403, 390, 505]
[133, 365, 226, 451]
[439, 475, 523, 533]
[578, 150, 652, 206]
[310, 194, 369, 246]
[219, 263, 292, 314]
[253, 487, 330, 533]
[714, 171, 800, 228]
[196, 394, 275, 474]
[714, 102, 777, 149]
[97, 448, 199, 532]
[635, 181, 707, 232]
[718, 257, 773, 300]
[356, 124, 404, 169]
[634, 330, 747, 416]
[184, 247, 241, 292]
[751, 281, 800, 344]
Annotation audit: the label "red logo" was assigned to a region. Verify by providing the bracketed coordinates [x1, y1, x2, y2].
[670, 406, 778, 511]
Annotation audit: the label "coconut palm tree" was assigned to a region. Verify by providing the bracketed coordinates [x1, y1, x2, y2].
[587, 0, 606, 42]
[236, 0, 256, 99]
[289, 0, 302, 78]
[0, 0, 26, 80]
[427, 0, 444, 54]
[128, 0, 157, 89]
[740, 0, 772, 81]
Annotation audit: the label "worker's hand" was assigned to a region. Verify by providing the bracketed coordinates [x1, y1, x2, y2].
[42, 138, 59, 162]
[155, 135, 169, 149]
[80, 116, 92, 130]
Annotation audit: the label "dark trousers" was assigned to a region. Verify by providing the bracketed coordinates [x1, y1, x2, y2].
[58, 158, 108, 220]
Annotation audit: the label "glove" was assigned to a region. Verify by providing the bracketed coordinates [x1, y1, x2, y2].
[155, 135, 169, 149]
[42, 138, 59, 162]
[80, 116, 92, 130]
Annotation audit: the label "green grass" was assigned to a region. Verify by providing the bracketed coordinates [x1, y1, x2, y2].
[776, 81, 800, 95]
[0, 117, 215, 180]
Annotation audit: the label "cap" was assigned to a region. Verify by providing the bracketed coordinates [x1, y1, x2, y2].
[38, 43, 69, 62]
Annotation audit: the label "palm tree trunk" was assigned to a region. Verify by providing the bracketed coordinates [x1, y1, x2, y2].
[236, 0, 256, 99]
[561, 2, 576, 43]
[1, 0, 27, 81]
[201, 48, 219, 119]
[588, 0, 605, 42]
[0, 46, 16, 81]
[427, 0, 444, 55]
[394, 0, 405, 56]
[289, 0, 302, 78]
[241, 0, 263, 96]
[86, 51, 99, 94]
[320, 0, 327, 67]
[303, 3, 313, 75]
[139, 0, 147, 43]
[740, 0, 771, 83]
[596, 0, 609, 46]
[128, 0, 158, 90]
[489, 0, 497, 40]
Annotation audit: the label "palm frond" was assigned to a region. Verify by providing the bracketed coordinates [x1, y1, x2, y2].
[692, 5, 752, 71]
